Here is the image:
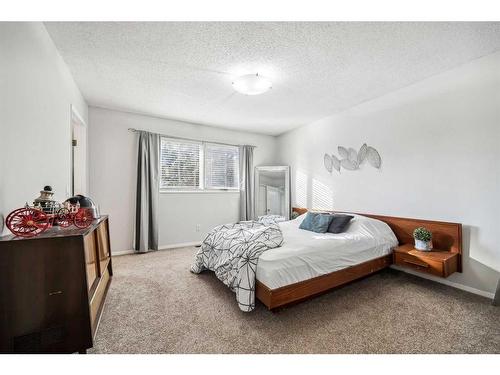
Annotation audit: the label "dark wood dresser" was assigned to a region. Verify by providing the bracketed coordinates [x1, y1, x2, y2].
[0, 216, 112, 353]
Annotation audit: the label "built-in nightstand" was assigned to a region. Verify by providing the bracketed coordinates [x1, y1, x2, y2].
[393, 243, 458, 278]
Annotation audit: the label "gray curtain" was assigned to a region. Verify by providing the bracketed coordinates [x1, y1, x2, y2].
[239, 145, 255, 221]
[134, 131, 160, 252]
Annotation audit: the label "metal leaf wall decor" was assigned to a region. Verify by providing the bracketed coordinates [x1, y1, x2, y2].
[324, 143, 381, 173]
[324, 154, 333, 173]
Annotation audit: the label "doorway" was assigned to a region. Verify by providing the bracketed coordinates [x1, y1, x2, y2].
[71, 106, 87, 196]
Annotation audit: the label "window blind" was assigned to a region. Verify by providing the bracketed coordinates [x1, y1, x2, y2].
[204, 143, 240, 190]
[160, 137, 240, 191]
[160, 138, 201, 189]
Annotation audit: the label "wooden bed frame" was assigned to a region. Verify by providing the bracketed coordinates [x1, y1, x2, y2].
[255, 207, 462, 310]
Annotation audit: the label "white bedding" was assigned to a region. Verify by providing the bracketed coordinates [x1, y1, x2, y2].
[255, 213, 398, 289]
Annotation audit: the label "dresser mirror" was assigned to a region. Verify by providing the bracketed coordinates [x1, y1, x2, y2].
[254, 166, 290, 221]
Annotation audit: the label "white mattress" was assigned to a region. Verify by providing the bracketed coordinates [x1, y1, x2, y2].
[255, 213, 398, 289]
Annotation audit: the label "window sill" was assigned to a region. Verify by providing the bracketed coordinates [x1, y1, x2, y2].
[160, 190, 240, 194]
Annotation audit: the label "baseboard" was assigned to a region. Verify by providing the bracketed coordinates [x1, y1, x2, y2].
[113, 241, 201, 257]
[391, 265, 495, 299]
[158, 241, 201, 250]
[112, 249, 135, 256]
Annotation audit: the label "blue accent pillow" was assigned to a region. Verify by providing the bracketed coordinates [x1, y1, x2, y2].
[299, 212, 334, 233]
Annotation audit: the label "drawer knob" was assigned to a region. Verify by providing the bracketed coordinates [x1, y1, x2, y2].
[49, 290, 63, 296]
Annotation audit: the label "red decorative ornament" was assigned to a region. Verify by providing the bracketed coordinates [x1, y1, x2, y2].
[57, 207, 72, 228]
[74, 208, 93, 228]
[5, 206, 93, 237]
[6, 207, 50, 238]
[4, 186, 95, 238]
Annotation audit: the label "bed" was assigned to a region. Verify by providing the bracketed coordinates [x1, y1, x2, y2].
[191, 207, 462, 312]
[255, 207, 462, 310]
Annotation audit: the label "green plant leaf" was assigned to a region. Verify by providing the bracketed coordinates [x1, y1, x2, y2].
[413, 227, 432, 241]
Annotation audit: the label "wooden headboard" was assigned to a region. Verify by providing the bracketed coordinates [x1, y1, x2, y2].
[292, 207, 462, 271]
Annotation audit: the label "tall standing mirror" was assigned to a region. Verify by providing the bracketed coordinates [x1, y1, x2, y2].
[254, 166, 290, 221]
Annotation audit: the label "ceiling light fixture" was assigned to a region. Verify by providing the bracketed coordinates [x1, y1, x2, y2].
[232, 73, 272, 95]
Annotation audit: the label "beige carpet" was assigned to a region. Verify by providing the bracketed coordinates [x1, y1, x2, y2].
[90, 247, 500, 354]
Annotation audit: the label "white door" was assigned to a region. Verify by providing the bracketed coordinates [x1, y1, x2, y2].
[71, 108, 87, 196]
[266, 186, 281, 215]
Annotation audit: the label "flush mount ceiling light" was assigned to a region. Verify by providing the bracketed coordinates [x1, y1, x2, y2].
[232, 73, 272, 95]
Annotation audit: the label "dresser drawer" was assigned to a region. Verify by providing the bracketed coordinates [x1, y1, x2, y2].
[89, 267, 110, 336]
[394, 251, 444, 277]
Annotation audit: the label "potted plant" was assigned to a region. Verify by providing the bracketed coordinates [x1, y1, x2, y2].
[413, 227, 433, 251]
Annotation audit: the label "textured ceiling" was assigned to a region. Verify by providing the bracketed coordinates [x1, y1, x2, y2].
[45, 22, 500, 135]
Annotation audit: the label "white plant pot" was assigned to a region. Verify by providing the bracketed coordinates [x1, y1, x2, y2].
[414, 239, 432, 251]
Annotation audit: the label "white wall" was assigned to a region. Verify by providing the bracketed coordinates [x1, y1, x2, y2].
[0, 22, 88, 236]
[5, 22, 494, 296]
[88, 107, 277, 253]
[277, 52, 500, 295]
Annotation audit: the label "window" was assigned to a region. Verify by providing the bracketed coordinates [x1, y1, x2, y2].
[204, 143, 239, 190]
[160, 137, 240, 191]
[160, 138, 201, 190]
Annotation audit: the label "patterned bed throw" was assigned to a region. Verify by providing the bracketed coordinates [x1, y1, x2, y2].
[190, 221, 283, 312]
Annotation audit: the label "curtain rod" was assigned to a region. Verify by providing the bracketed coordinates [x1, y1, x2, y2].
[128, 128, 256, 148]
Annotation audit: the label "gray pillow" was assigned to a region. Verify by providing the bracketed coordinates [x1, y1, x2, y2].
[327, 214, 354, 234]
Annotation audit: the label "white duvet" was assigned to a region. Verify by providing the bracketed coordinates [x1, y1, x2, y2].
[256, 213, 398, 289]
